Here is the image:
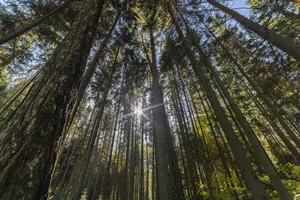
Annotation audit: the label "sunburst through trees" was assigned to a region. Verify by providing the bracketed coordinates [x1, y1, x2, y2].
[0, 0, 299, 199]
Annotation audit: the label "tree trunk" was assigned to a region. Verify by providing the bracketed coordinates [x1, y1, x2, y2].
[64, 12, 121, 134]
[166, 3, 270, 199]
[72, 52, 117, 200]
[193, 41, 292, 199]
[0, 1, 104, 199]
[102, 79, 123, 200]
[207, 0, 300, 61]
[148, 25, 184, 200]
[200, 22, 300, 152]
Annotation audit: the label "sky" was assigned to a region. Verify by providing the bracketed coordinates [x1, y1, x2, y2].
[229, 0, 250, 16]
[0, 0, 8, 5]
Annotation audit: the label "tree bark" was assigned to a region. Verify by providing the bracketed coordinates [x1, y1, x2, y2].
[193, 41, 292, 199]
[207, 0, 300, 61]
[72, 51, 118, 200]
[166, 3, 270, 199]
[200, 21, 300, 151]
[0, 0, 104, 199]
[64, 11, 121, 134]
[148, 24, 184, 200]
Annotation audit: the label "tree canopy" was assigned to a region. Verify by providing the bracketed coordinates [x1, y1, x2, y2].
[0, 0, 299, 199]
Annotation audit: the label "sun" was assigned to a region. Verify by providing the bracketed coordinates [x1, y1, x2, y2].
[133, 105, 143, 117]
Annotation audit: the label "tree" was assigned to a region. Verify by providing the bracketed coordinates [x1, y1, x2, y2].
[0, 0, 104, 198]
[0, 0, 299, 199]
[166, 2, 270, 199]
[207, 0, 300, 61]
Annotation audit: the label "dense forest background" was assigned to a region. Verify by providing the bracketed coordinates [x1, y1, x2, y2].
[0, 0, 299, 199]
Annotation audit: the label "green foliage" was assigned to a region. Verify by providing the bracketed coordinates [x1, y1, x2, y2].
[0, 0, 300, 199]
[0, 71, 9, 92]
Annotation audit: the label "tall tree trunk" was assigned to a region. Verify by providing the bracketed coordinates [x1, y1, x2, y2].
[148, 24, 184, 200]
[72, 52, 118, 200]
[64, 12, 121, 134]
[207, 0, 300, 61]
[140, 98, 145, 200]
[166, 3, 270, 199]
[169, 75, 201, 199]
[122, 89, 133, 200]
[128, 115, 136, 200]
[174, 65, 215, 199]
[192, 39, 292, 199]
[200, 22, 300, 151]
[102, 79, 123, 200]
[0, 1, 104, 199]
[199, 91, 241, 199]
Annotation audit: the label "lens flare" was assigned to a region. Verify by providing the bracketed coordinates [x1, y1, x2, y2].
[134, 106, 143, 117]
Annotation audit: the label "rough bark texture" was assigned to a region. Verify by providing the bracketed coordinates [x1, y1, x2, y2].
[0, 0, 104, 199]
